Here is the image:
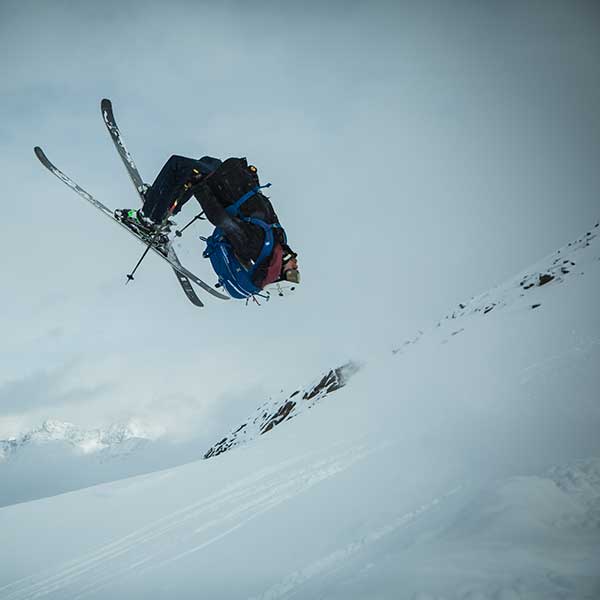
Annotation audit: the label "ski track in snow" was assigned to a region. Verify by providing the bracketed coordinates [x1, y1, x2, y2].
[518, 336, 600, 385]
[0, 438, 382, 600]
[250, 486, 464, 600]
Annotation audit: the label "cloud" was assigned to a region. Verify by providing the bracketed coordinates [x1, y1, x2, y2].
[2, 0, 599, 438]
[0, 364, 112, 414]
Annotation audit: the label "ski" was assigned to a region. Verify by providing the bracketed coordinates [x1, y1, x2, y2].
[100, 98, 209, 306]
[101, 99, 147, 199]
[34, 146, 229, 302]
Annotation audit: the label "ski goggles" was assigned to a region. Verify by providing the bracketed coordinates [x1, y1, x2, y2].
[282, 250, 299, 284]
[284, 268, 300, 284]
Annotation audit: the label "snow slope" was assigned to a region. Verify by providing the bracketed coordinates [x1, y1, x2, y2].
[0, 223, 598, 599]
[0, 363, 360, 507]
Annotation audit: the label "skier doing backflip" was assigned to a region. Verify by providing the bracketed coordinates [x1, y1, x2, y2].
[115, 154, 300, 298]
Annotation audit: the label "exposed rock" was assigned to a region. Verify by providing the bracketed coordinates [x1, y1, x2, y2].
[204, 361, 361, 460]
[538, 273, 555, 286]
[261, 400, 297, 435]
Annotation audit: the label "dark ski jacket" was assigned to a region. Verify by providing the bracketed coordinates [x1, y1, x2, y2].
[193, 158, 292, 287]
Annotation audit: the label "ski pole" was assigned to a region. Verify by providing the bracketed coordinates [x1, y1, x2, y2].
[126, 242, 154, 283]
[125, 186, 194, 283]
[125, 209, 175, 283]
[175, 212, 205, 238]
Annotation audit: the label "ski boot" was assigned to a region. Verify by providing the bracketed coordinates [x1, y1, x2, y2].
[114, 208, 171, 249]
[115, 208, 155, 235]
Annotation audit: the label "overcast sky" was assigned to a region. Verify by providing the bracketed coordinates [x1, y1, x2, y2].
[1, 0, 599, 440]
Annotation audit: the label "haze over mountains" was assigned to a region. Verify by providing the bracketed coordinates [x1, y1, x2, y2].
[1, 221, 598, 598]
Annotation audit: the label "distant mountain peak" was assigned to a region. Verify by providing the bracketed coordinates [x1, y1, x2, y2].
[0, 419, 155, 463]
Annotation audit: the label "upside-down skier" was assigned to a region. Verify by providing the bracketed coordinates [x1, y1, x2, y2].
[115, 154, 300, 299]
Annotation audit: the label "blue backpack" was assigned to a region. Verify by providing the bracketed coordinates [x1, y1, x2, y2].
[203, 185, 284, 299]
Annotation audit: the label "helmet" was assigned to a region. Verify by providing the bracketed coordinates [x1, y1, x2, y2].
[280, 249, 300, 289]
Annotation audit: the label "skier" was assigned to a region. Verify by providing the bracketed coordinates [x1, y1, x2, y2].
[115, 154, 300, 296]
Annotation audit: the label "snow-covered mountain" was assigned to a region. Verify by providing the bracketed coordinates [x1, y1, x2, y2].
[0, 419, 152, 463]
[0, 419, 163, 507]
[1, 221, 598, 599]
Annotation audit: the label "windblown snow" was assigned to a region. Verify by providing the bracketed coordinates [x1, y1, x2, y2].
[0, 223, 599, 599]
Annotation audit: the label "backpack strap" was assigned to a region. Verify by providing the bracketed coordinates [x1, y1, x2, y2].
[225, 183, 272, 217]
[204, 218, 281, 273]
[203, 181, 288, 298]
[243, 217, 280, 273]
[224, 181, 286, 270]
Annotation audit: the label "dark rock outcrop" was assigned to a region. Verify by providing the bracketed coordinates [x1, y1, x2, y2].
[204, 362, 361, 459]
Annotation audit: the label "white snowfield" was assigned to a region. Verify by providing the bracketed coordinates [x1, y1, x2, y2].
[1, 224, 599, 599]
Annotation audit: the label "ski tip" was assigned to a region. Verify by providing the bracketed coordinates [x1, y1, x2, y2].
[33, 146, 45, 160]
[100, 99, 113, 120]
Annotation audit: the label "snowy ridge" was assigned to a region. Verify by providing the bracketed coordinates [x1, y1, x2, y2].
[394, 222, 599, 354]
[0, 419, 154, 463]
[204, 361, 361, 459]
[206, 223, 600, 461]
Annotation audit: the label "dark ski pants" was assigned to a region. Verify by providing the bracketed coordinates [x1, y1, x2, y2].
[141, 155, 221, 223]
